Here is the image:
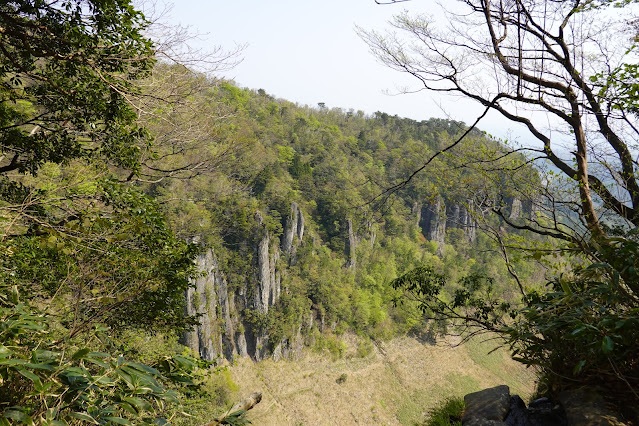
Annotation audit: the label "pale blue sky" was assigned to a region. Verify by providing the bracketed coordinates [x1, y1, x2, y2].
[153, 0, 527, 142]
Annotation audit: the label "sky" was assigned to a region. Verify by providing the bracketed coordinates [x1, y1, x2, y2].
[152, 0, 529, 142]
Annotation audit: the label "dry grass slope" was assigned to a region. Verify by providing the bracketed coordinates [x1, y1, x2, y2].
[227, 334, 535, 425]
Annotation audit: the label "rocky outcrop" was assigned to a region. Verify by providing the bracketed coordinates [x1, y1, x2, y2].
[418, 196, 479, 254]
[522, 195, 542, 220]
[181, 249, 235, 362]
[462, 385, 632, 426]
[505, 195, 541, 222]
[509, 198, 522, 220]
[461, 200, 477, 242]
[463, 385, 512, 425]
[419, 196, 447, 255]
[183, 202, 308, 362]
[281, 201, 305, 263]
[254, 211, 281, 315]
[448, 199, 477, 243]
[418, 194, 544, 250]
[256, 229, 271, 314]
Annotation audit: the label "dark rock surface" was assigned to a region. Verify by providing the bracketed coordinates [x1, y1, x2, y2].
[504, 395, 567, 426]
[462, 385, 629, 426]
[463, 385, 511, 424]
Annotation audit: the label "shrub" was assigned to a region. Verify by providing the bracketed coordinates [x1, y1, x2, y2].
[424, 397, 464, 426]
[391, 233, 639, 403]
[0, 285, 218, 424]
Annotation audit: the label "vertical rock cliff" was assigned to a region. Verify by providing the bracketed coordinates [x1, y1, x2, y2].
[181, 249, 236, 362]
[418, 197, 479, 250]
[419, 196, 447, 256]
[183, 202, 307, 362]
[281, 201, 305, 263]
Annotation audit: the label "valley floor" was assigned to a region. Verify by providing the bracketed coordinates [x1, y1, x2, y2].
[228, 334, 535, 425]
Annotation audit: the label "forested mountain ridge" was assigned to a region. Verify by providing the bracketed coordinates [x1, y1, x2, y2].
[2, 1, 638, 422]
[146, 74, 543, 362]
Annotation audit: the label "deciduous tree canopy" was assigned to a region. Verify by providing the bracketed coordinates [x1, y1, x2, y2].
[365, 0, 639, 403]
[361, 0, 639, 242]
[0, 0, 154, 179]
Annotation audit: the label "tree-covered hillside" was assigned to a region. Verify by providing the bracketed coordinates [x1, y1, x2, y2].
[142, 72, 544, 362]
[2, 0, 638, 423]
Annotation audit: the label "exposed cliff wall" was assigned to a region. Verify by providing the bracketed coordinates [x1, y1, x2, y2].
[255, 211, 279, 315]
[183, 202, 307, 362]
[181, 249, 235, 362]
[281, 201, 305, 263]
[416, 196, 539, 252]
[182, 194, 528, 362]
[418, 196, 476, 255]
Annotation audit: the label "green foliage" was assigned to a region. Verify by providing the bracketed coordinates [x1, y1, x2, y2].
[423, 397, 464, 426]
[1, 179, 199, 336]
[146, 79, 542, 355]
[0, 286, 208, 424]
[391, 266, 514, 339]
[0, 2, 234, 423]
[0, 0, 154, 178]
[355, 339, 375, 358]
[336, 373, 348, 384]
[391, 233, 639, 400]
[506, 234, 639, 395]
[311, 331, 347, 360]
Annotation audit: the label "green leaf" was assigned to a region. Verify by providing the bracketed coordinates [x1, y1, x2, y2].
[601, 336, 614, 354]
[72, 348, 91, 360]
[101, 417, 133, 425]
[95, 376, 116, 386]
[4, 408, 32, 423]
[573, 360, 587, 375]
[114, 368, 134, 388]
[122, 396, 153, 412]
[16, 367, 42, 387]
[68, 412, 99, 424]
[127, 361, 160, 376]
[34, 379, 54, 393]
[116, 401, 137, 415]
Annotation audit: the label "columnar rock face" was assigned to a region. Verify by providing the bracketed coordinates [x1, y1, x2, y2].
[281, 201, 305, 262]
[182, 249, 234, 362]
[419, 196, 447, 255]
[255, 211, 282, 316]
[509, 197, 523, 220]
[249, 212, 283, 361]
[183, 195, 530, 362]
[522, 195, 542, 220]
[413, 201, 422, 226]
[460, 200, 477, 243]
[269, 249, 280, 306]
[183, 202, 306, 362]
[256, 228, 272, 314]
[431, 197, 447, 245]
[448, 204, 461, 229]
[216, 270, 236, 360]
[446, 200, 477, 243]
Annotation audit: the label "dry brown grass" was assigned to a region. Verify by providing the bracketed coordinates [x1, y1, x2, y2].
[226, 334, 536, 425]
